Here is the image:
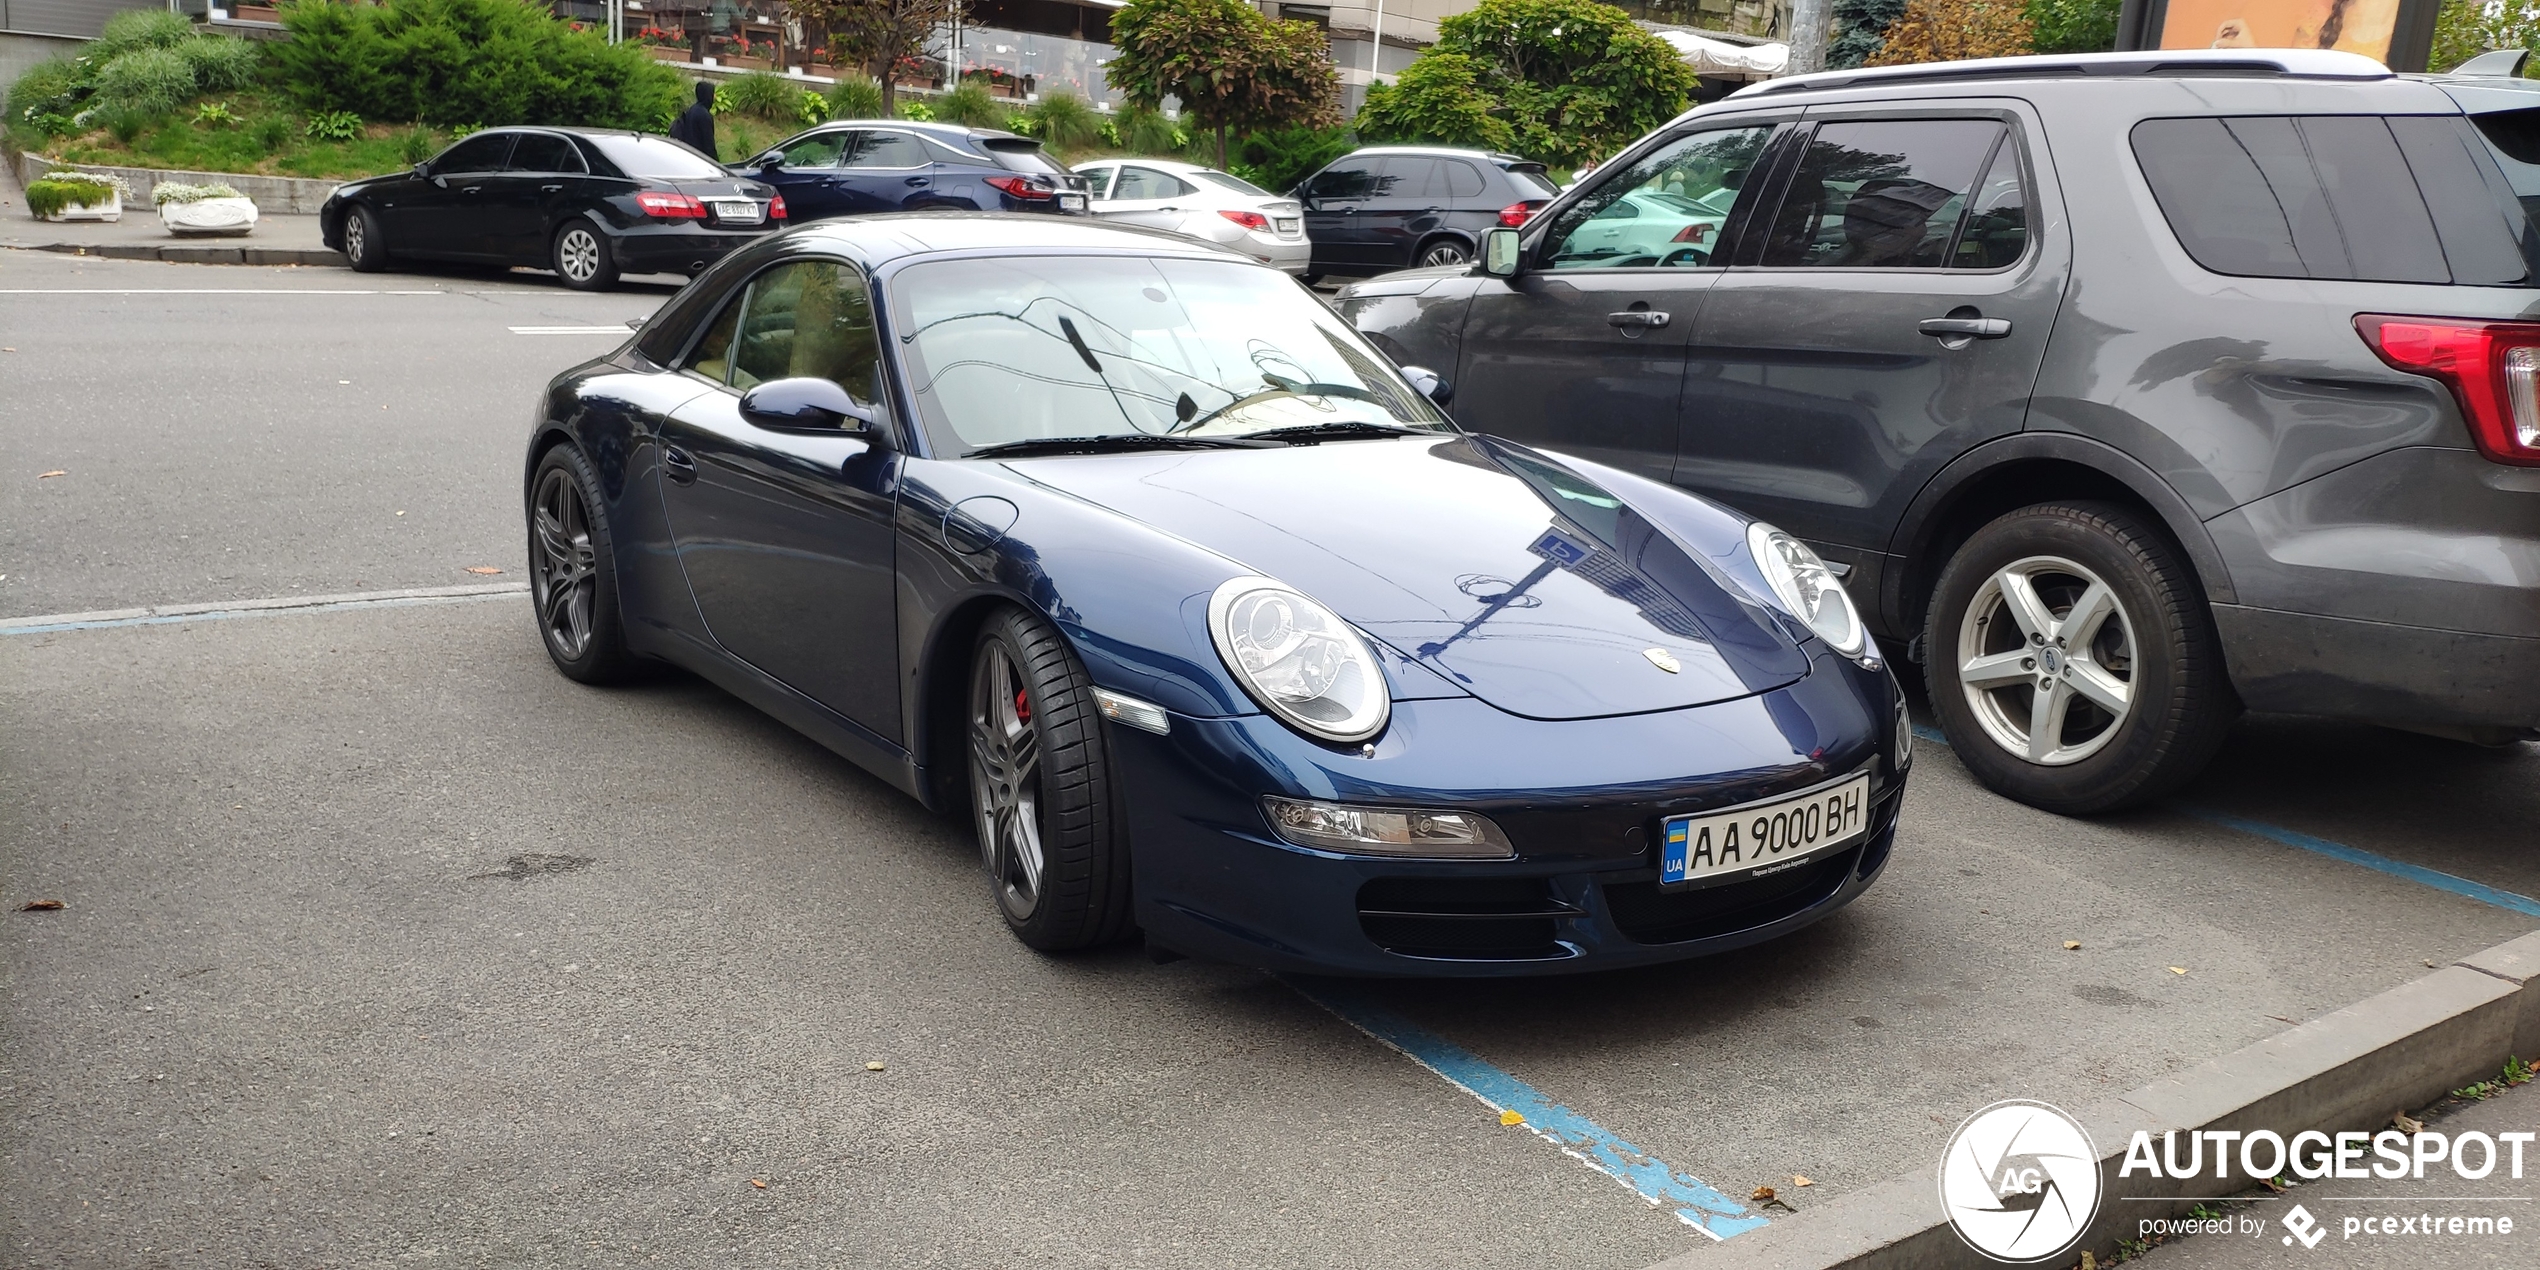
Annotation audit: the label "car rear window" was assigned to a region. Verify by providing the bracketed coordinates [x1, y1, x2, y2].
[1192, 168, 1274, 198]
[980, 137, 1065, 176]
[588, 134, 728, 179]
[1501, 164, 1559, 199]
[2131, 116, 2528, 286]
[2466, 107, 2540, 231]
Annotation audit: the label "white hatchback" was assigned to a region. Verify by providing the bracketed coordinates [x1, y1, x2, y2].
[1074, 158, 1310, 274]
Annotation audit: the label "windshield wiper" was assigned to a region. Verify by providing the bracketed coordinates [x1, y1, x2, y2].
[967, 433, 1276, 459]
[1173, 380, 1392, 433]
[1246, 421, 1434, 445]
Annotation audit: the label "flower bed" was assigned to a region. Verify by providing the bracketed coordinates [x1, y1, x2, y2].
[25, 171, 126, 221]
[153, 180, 258, 236]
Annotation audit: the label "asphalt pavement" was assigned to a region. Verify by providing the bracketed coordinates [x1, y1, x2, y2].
[5, 249, 2537, 1269]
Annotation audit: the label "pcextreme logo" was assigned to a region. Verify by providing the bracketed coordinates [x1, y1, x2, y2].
[1939, 1100, 2104, 1262]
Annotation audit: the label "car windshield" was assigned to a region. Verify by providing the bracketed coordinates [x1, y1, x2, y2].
[588, 134, 726, 179]
[892, 254, 1452, 455]
[1191, 169, 1275, 198]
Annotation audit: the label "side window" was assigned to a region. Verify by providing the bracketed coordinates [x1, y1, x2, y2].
[1113, 166, 1196, 199]
[1077, 165, 1116, 197]
[1306, 161, 1376, 201]
[729, 261, 884, 401]
[504, 133, 580, 174]
[433, 132, 515, 174]
[777, 131, 850, 168]
[682, 291, 746, 386]
[1950, 138, 2028, 269]
[1757, 119, 2004, 269]
[845, 131, 929, 169]
[1371, 157, 1440, 200]
[1442, 159, 1486, 199]
[1542, 125, 1775, 269]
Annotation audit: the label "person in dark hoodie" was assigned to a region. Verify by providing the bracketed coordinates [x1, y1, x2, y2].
[669, 81, 716, 158]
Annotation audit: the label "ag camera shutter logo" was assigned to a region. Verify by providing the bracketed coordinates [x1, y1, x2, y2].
[1939, 1099, 2103, 1262]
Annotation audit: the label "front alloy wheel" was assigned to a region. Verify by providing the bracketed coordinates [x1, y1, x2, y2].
[964, 608, 1134, 951]
[970, 640, 1046, 925]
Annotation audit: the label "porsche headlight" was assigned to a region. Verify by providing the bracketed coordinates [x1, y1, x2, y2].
[1208, 575, 1389, 743]
[1746, 522, 1866, 658]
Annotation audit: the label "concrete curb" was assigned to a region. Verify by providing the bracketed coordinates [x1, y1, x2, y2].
[18, 151, 342, 214]
[1650, 929, 2540, 1270]
[32, 241, 346, 267]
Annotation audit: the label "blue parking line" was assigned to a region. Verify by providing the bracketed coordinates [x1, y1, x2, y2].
[1285, 977, 1768, 1240]
[1909, 723, 2540, 918]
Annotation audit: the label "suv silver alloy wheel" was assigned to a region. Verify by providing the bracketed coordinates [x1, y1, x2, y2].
[1955, 555, 2136, 765]
[556, 226, 602, 284]
[969, 644, 1045, 923]
[1419, 241, 1470, 268]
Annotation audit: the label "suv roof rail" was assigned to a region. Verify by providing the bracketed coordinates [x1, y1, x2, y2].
[1730, 47, 2392, 99]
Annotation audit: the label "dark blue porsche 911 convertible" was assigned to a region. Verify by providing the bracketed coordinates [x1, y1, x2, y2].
[522, 212, 1912, 975]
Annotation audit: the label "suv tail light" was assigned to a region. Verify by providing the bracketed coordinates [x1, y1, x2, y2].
[985, 175, 1056, 201]
[635, 191, 706, 220]
[1671, 223, 1711, 243]
[1498, 200, 1545, 228]
[768, 194, 786, 221]
[1219, 209, 1270, 231]
[2356, 314, 2540, 466]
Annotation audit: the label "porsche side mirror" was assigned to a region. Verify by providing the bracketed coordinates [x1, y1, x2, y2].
[1400, 366, 1453, 408]
[739, 377, 879, 432]
[1481, 227, 1524, 278]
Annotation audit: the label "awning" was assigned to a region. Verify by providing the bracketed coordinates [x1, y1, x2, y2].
[1654, 30, 1789, 78]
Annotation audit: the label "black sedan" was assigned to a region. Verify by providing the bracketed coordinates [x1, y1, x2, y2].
[320, 127, 782, 290]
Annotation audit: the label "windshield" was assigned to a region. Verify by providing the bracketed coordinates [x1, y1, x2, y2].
[892, 255, 1451, 456]
[589, 134, 727, 179]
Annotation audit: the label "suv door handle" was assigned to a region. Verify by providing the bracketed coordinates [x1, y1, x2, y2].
[1607, 310, 1671, 329]
[540, 183, 563, 193]
[663, 445, 698, 485]
[905, 175, 930, 186]
[1918, 315, 2012, 340]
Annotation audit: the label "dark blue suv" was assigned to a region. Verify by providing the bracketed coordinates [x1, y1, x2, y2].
[735, 121, 1090, 223]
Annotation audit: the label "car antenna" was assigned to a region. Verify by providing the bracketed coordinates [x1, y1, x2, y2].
[1058, 313, 1138, 429]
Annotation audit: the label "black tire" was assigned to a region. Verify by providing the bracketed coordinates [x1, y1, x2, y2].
[966, 607, 1133, 951]
[526, 445, 641, 684]
[551, 219, 619, 291]
[1922, 501, 2238, 815]
[342, 205, 388, 272]
[1415, 238, 1471, 269]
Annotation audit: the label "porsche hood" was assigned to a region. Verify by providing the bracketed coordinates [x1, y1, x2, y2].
[1006, 435, 1812, 721]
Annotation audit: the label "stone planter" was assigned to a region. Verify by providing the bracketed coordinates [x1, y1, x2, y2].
[40, 190, 120, 222]
[159, 197, 259, 237]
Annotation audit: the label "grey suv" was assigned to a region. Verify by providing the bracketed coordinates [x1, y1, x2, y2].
[1341, 48, 2540, 814]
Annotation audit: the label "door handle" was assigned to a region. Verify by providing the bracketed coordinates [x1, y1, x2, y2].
[662, 445, 698, 486]
[905, 176, 930, 186]
[1918, 315, 2012, 340]
[460, 186, 482, 195]
[1606, 310, 1671, 329]
[540, 183, 563, 193]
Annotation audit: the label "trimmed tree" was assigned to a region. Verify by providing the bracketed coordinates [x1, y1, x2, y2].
[816, 0, 955, 115]
[1862, 0, 2034, 64]
[1353, 0, 1693, 169]
[2024, 0, 2120, 53]
[1828, 0, 1907, 68]
[1106, 0, 1341, 169]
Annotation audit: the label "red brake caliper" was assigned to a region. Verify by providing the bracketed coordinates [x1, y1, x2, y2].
[1014, 688, 1031, 725]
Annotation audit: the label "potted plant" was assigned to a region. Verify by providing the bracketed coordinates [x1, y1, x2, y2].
[154, 182, 259, 236]
[25, 171, 126, 222]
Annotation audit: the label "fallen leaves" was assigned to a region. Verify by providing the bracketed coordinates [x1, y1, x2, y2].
[750, 1178, 766, 1189]
[39, 470, 66, 479]
[17, 899, 64, 911]
[2168, 967, 2188, 975]
[1750, 1184, 1795, 1212]
[2395, 1112, 2425, 1135]
[1791, 1174, 1814, 1187]
[1498, 1109, 1523, 1126]
[2063, 940, 2082, 951]
[865, 1061, 886, 1072]
[464, 566, 504, 575]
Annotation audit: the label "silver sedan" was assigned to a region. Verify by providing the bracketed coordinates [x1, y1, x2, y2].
[1073, 158, 1310, 274]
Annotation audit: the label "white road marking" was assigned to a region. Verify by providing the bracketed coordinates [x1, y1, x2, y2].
[509, 326, 636, 335]
[1, 582, 528, 635]
[0, 288, 448, 295]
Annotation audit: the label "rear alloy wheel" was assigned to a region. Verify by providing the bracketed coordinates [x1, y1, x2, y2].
[552, 220, 618, 291]
[1417, 240, 1470, 268]
[967, 608, 1132, 951]
[527, 446, 639, 683]
[343, 205, 387, 272]
[1923, 502, 2237, 815]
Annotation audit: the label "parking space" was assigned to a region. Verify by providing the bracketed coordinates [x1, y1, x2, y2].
[5, 252, 2537, 1268]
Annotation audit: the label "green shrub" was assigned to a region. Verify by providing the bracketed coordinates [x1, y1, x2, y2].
[305, 109, 362, 141]
[178, 35, 264, 95]
[398, 126, 436, 164]
[1112, 104, 1183, 155]
[274, 0, 683, 129]
[825, 75, 884, 119]
[1025, 90, 1101, 154]
[6, 55, 85, 128]
[102, 106, 155, 144]
[153, 181, 246, 205]
[193, 100, 240, 127]
[717, 70, 801, 122]
[897, 98, 935, 121]
[798, 88, 826, 126]
[250, 115, 293, 151]
[26, 174, 122, 217]
[1232, 124, 1352, 194]
[932, 81, 1001, 128]
[92, 46, 197, 118]
[95, 9, 195, 58]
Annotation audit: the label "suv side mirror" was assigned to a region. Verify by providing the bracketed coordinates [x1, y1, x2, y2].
[1481, 227, 1525, 278]
[1400, 366, 1453, 407]
[739, 377, 880, 432]
[412, 162, 431, 179]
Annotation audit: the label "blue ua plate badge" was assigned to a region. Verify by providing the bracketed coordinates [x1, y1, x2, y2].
[1661, 772, 1871, 887]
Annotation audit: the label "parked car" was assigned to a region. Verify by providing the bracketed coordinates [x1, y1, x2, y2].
[1291, 146, 1559, 281]
[734, 120, 1089, 223]
[520, 213, 1911, 974]
[1072, 157, 1309, 274]
[1342, 48, 2540, 815]
[321, 127, 779, 290]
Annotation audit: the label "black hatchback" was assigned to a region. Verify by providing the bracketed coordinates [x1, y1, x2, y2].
[734, 120, 1090, 224]
[1292, 146, 1559, 280]
[319, 127, 781, 290]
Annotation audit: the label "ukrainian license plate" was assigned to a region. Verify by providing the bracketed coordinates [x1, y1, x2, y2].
[1275, 217, 1301, 235]
[1659, 772, 1871, 887]
[710, 199, 763, 224]
[1058, 193, 1088, 212]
